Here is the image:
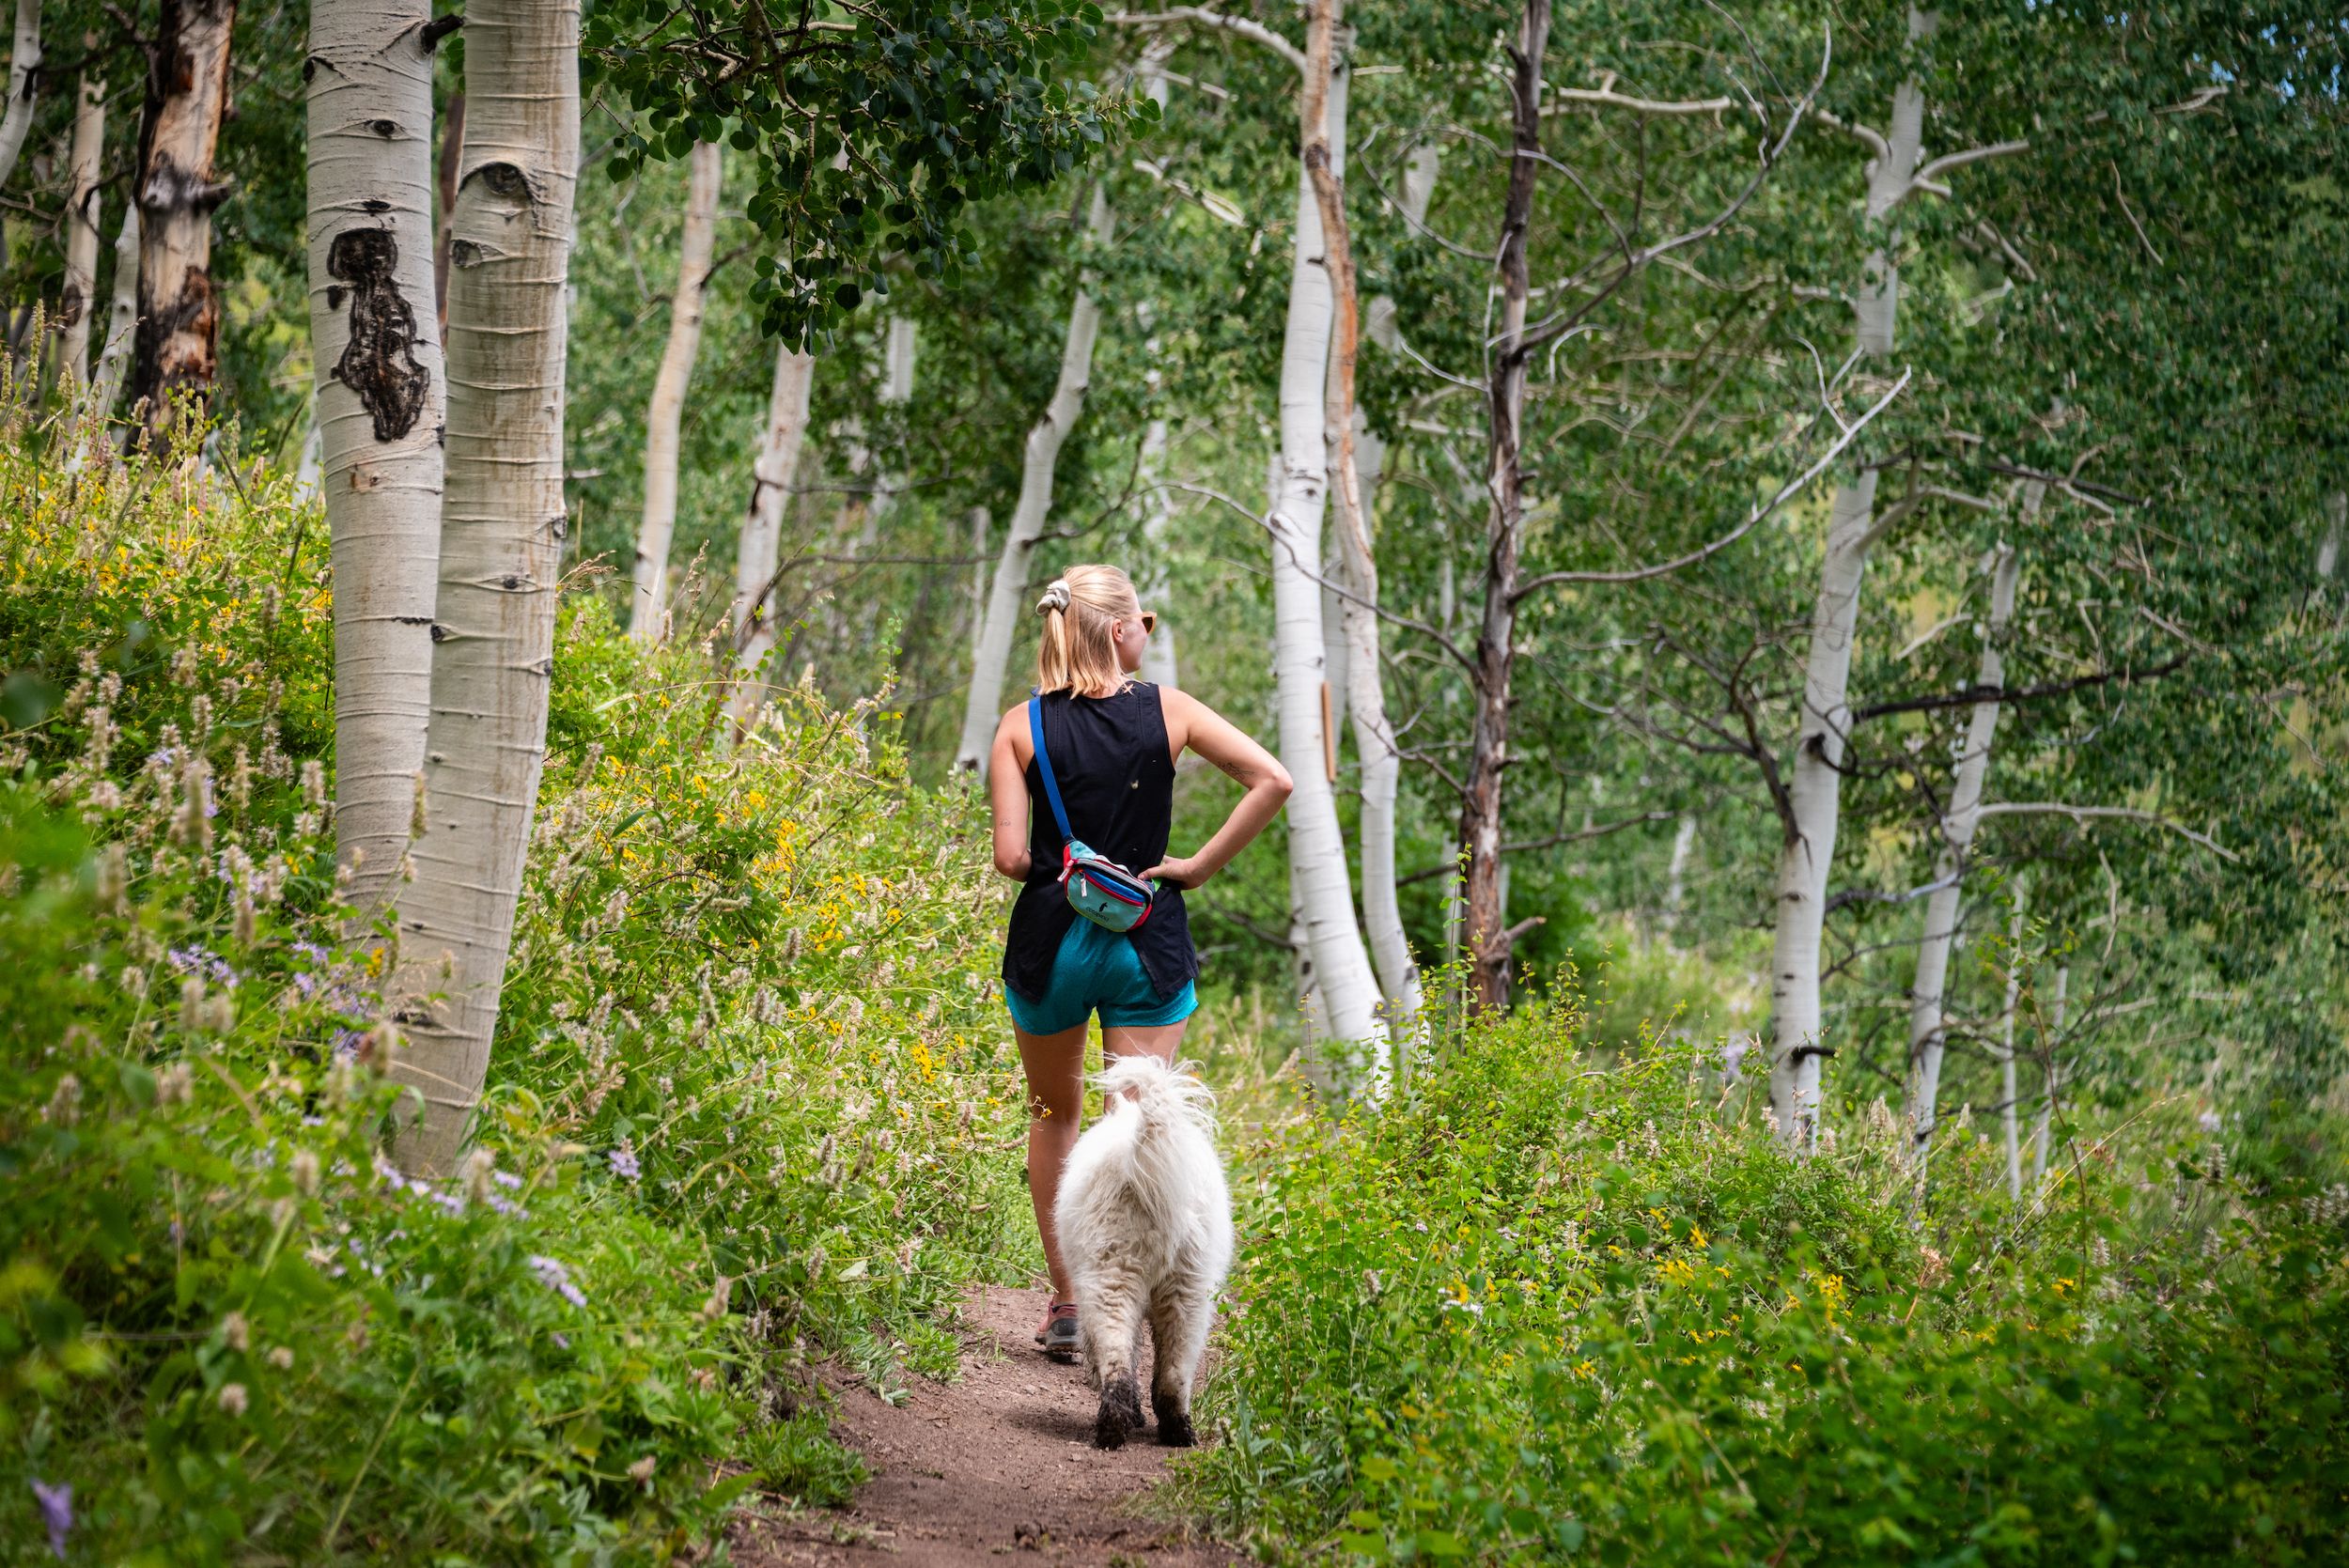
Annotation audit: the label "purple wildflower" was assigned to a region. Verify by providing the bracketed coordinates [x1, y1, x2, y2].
[486, 1194, 524, 1218]
[2199, 1110, 2222, 1134]
[292, 941, 331, 964]
[607, 1143, 641, 1182]
[30, 1479, 70, 1560]
[552, 1331, 570, 1349]
[372, 1154, 407, 1192]
[529, 1254, 587, 1308]
[492, 1170, 523, 1189]
[331, 1029, 366, 1061]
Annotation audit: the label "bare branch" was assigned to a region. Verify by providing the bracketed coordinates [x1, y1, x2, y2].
[1975, 801, 2239, 863]
[1906, 138, 2030, 195]
[1810, 106, 1888, 161]
[1159, 480, 1479, 672]
[1851, 658, 2187, 722]
[1105, 8, 1306, 71]
[1510, 365, 1912, 601]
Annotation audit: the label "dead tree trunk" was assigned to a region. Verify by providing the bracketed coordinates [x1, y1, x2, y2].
[131, 0, 236, 443]
[1457, 0, 1549, 1011]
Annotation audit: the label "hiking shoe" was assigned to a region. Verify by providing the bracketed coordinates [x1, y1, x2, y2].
[1040, 1304, 1081, 1363]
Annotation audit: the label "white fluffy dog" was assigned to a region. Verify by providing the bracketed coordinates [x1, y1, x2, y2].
[1052, 1053, 1234, 1450]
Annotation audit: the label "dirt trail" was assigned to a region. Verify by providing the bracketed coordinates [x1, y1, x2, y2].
[732, 1283, 1242, 1567]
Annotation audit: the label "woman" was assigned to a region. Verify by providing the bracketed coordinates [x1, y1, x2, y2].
[988, 564, 1292, 1361]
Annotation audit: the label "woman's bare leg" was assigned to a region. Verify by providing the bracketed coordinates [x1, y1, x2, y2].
[1015, 1020, 1092, 1309]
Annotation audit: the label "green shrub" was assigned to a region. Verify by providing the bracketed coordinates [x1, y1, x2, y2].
[1182, 995, 2349, 1565]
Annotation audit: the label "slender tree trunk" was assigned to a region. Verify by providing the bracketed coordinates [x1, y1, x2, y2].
[2029, 962, 2066, 1184]
[78, 204, 137, 442]
[1766, 8, 1928, 1148]
[307, 0, 447, 916]
[1997, 896, 2025, 1201]
[630, 140, 721, 639]
[433, 88, 463, 337]
[57, 60, 103, 384]
[1662, 814, 1696, 934]
[1136, 418, 1180, 688]
[725, 343, 815, 729]
[0, 0, 42, 191]
[953, 185, 1113, 777]
[132, 0, 236, 442]
[1904, 525, 2027, 1168]
[1341, 417, 1422, 1032]
[392, 0, 579, 1174]
[1304, 44, 1419, 1040]
[1365, 140, 1439, 353]
[1271, 2, 1386, 1080]
[967, 504, 990, 663]
[1458, 0, 1550, 1012]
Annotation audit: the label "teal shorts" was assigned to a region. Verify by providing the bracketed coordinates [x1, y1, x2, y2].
[1004, 918, 1199, 1036]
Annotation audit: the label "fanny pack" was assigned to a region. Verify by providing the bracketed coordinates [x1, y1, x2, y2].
[1029, 696, 1156, 933]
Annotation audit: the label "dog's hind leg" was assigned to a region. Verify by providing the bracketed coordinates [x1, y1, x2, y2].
[1147, 1281, 1214, 1447]
[1084, 1257, 1147, 1450]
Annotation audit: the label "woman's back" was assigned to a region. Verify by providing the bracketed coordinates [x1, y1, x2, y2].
[1022, 683, 1174, 877]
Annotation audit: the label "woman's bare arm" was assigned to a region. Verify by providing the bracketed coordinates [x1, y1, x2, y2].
[1143, 688, 1292, 889]
[988, 706, 1034, 878]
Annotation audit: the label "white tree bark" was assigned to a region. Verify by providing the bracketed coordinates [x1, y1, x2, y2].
[1766, 8, 1928, 1148]
[881, 314, 916, 404]
[1662, 813, 1697, 934]
[1136, 418, 1180, 689]
[57, 62, 103, 384]
[0, 0, 41, 192]
[1997, 896, 2025, 1200]
[72, 203, 138, 460]
[629, 139, 722, 640]
[1275, 8, 1386, 1081]
[953, 185, 1113, 777]
[1338, 414, 1422, 1034]
[967, 504, 990, 665]
[392, 0, 579, 1174]
[1904, 527, 2027, 1168]
[2029, 962, 2066, 1184]
[725, 343, 815, 730]
[307, 0, 447, 916]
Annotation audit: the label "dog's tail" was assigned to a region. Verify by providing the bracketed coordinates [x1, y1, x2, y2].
[1093, 1053, 1218, 1141]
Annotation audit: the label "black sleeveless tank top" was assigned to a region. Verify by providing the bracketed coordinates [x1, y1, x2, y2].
[1001, 682, 1198, 1005]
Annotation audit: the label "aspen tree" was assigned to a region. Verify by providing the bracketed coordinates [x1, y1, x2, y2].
[1305, 0, 1418, 1038]
[393, 0, 579, 1173]
[1766, 8, 1932, 1148]
[726, 344, 815, 730]
[1905, 510, 2031, 1172]
[954, 185, 1113, 778]
[630, 139, 722, 640]
[131, 0, 236, 441]
[306, 0, 447, 915]
[57, 58, 102, 385]
[0, 0, 40, 191]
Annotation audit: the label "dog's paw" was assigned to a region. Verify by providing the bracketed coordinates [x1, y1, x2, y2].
[1152, 1387, 1195, 1447]
[1094, 1374, 1144, 1450]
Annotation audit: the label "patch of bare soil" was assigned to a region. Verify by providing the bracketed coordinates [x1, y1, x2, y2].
[730, 1283, 1243, 1568]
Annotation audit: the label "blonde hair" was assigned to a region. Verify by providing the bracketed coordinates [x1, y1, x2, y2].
[1034, 564, 1140, 697]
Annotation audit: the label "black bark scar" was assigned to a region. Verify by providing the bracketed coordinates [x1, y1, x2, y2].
[326, 228, 429, 442]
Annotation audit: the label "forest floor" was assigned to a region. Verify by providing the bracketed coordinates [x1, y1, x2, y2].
[731, 1283, 1242, 1568]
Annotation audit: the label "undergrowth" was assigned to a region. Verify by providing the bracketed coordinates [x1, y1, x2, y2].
[0, 439, 1031, 1561]
[1179, 992, 2349, 1564]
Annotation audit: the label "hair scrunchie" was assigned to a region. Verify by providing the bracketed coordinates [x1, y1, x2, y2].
[1034, 579, 1072, 617]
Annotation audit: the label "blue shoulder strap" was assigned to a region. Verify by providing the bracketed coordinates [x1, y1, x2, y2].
[1027, 696, 1075, 845]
